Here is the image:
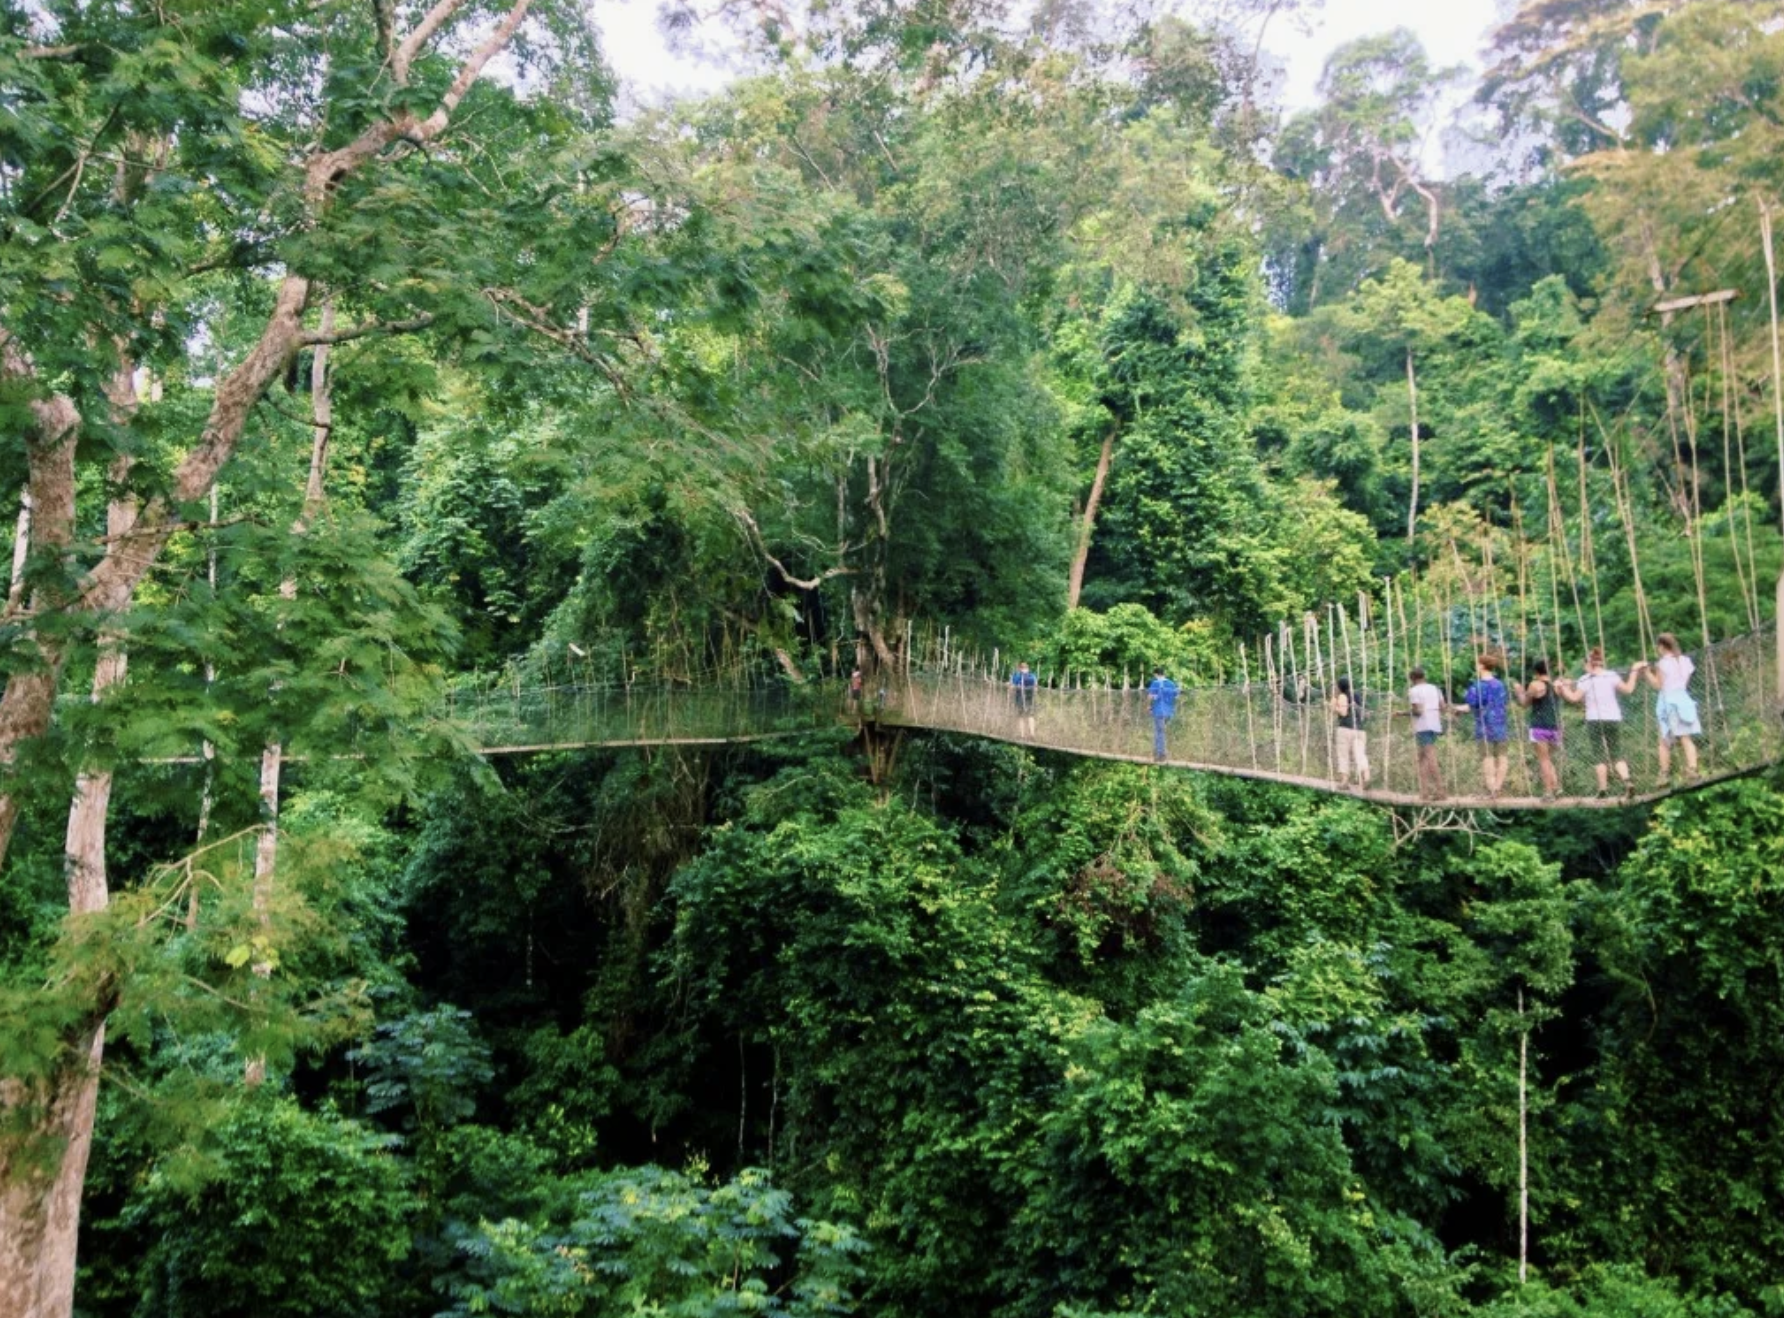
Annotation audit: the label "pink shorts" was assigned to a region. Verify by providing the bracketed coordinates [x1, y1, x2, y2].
[1530, 728, 1561, 746]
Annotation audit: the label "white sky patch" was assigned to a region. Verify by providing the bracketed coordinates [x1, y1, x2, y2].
[592, 0, 1505, 141]
[1272, 0, 1498, 108]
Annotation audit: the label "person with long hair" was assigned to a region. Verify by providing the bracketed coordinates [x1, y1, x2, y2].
[1514, 657, 1564, 799]
[1641, 632, 1702, 784]
[1558, 647, 1643, 798]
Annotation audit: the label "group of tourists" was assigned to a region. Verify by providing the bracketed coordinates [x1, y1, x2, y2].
[1398, 633, 1702, 801]
[1003, 630, 1707, 801]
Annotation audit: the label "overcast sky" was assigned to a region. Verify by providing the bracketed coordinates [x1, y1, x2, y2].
[593, 0, 1506, 111]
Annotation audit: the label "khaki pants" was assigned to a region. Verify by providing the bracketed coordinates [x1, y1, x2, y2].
[1335, 727, 1369, 781]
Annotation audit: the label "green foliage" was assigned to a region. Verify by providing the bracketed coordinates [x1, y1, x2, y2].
[11, 4, 1784, 1315]
[1472, 1266, 1755, 1318]
[125, 1096, 413, 1318]
[1008, 963, 1445, 1316]
[1555, 781, 1784, 1295]
[348, 1005, 492, 1140]
[442, 1165, 866, 1317]
[998, 762, 1213, 1002]
[1050, 603, 1228, 685]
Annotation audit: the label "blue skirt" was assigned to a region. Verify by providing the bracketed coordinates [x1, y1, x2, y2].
[1655, 690, 1702, 740]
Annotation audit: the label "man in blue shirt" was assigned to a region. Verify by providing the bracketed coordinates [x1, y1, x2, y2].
[1010, 660, 1037, 738]
[1146, 667, 1179, 762]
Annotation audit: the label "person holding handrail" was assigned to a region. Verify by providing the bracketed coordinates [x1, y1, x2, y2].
[1458, 653, 1511, 799]
[1557, 647, 1642, 799]
[1513, 657, 1564, 800]
[1642, 632, 1702, 784]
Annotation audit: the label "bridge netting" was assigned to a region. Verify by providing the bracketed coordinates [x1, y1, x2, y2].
[445, 624, 1782, 810]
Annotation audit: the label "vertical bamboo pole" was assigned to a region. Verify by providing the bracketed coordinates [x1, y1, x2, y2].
[1384, 577, 1398, 796]
[1241, 641, 1259, 770]
[1439, 565, 1460, 795]
[1518, 985, 1530, 1287]
[1266, 632, 1282, 774]
[1759, 196, 1784, 704]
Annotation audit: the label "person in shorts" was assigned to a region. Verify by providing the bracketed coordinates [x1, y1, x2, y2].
[1513, 657, 1564, 799]
[1558, 647, 1642, 798]
[1405, 666, 1445, 800]
[1459, 653, 1511, 798]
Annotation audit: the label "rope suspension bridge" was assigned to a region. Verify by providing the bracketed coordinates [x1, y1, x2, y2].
[265, 270, 1784, 812]
[435, 274, 1784, 811]
[445, 615, 1784, 812]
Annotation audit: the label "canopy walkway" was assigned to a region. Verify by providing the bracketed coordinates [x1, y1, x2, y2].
[447, 625, 1784, 811]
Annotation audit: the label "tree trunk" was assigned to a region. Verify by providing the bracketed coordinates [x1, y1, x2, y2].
[0, 348, 90, 1318]
[0, 335, 81, 878]
[0, 275, 309, 879]
[851, 453, 898, 672]
[1067, 427, 1116, 611]
[1405, 347, 1421, 546]
[0, 1024, 105, 1318]
[7, 362, 141, 1318]
[8, 488, 31, 611]
[0, 12, 538, 1309]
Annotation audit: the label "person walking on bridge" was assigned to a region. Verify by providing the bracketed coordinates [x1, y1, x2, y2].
[1642, 632, 1702, 785]
[1329, 675, 1369, 789]
[1406, 666, 1445, 800]
[1513, 657, 1564, 800]
[1147, 667, 1179, 762]
[1558, 648, 1641, 799]
[1459, 653, 1511, 799]
[1010, 660, 1038, 738]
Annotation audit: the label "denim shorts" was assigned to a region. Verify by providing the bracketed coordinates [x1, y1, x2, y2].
[1416, 730, 1439, 747]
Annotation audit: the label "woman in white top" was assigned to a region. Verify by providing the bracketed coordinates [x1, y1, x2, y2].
[1404, 665, 1445, 800]
[1558, 647, 1644, 798]
[1640, 632, 1702, 783]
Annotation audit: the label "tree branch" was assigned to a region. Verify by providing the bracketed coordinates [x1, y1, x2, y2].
[391, 0, 468, 85]
[733, 507, 856, 590]
[299, 312, 434, 345]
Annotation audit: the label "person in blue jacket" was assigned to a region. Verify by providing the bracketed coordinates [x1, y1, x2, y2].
[1146, 666, 1179, 762]
[1458, 652, 1511, 798]
[1010, 660, 1038, 738]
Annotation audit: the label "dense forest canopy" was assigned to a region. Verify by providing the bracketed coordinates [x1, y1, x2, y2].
[2, 0, 1784, 1314]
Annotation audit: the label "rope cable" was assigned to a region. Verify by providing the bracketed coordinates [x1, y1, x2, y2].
[1577, 416, 1608, 654]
